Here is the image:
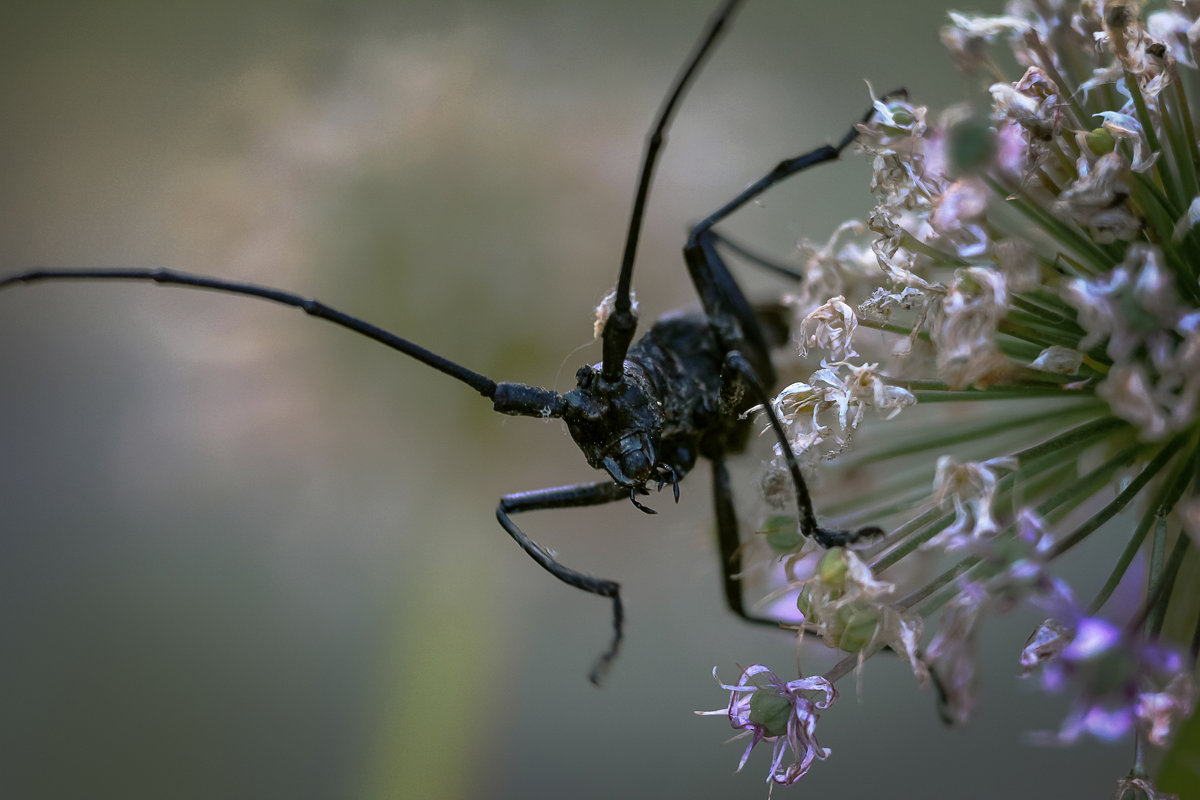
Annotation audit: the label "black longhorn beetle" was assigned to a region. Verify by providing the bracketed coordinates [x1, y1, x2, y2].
[1, 0, 886, 684]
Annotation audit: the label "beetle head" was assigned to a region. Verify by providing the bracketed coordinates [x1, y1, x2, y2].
[562, 363, 664, 488]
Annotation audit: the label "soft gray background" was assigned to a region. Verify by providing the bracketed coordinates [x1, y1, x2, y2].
[0, 1, 1120, 798]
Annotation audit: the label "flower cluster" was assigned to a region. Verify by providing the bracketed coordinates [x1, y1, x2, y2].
[704, 1, 1200, 794]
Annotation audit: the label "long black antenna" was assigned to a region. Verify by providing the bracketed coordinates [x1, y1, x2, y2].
[1, 268, 500, 395]
[599, 0, 745, 385]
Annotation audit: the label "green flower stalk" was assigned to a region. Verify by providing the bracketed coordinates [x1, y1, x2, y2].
[704, 1, 1200, 794]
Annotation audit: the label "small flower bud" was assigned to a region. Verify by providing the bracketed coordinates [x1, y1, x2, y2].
[1085, 126, 1116, 155]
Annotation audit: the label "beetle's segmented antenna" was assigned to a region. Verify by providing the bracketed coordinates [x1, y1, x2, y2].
[2, 268, 574, 420]
[1, 268, 499, 395]
[599, 0, 745, 386]
[1, 268, 578, 421]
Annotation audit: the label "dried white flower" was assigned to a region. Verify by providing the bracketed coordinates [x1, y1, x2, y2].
[799, 296, 859, 360]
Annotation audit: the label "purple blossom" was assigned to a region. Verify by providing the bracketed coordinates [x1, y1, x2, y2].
[697, 665, 836, 788]
[1030, 616, 1195, 745]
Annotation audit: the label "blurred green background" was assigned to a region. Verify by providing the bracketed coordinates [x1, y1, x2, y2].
[0, 1, 1121, 797]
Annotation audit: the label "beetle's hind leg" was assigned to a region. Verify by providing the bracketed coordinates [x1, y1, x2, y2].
[496, 480, 630, 685]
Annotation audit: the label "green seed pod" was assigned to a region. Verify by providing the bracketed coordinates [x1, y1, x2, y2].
[762, 515, 803, 553]
[796, 586, 816, 621]
[748, 688, 793, 737]
[1085, 127, 1116, 155]
[816, 548, 849, 590]
[890, 106, 915, 127]
[835, 602, 881, 653]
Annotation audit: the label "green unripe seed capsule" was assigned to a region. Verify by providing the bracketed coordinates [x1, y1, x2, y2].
[796, 587, 826, 623]
[817, 549, 849, 589]
[836, 603, 881, 653]
[1085, 127, 1115, 155]
[762, 515, 803, 553]
[889, 106, 914, 127]
[749, 689, 792, 737]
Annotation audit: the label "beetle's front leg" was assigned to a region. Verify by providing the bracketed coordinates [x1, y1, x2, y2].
[496, 480, 629, 685]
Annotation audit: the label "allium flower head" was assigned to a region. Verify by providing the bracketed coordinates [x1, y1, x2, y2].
[708, 0, 1200, 792]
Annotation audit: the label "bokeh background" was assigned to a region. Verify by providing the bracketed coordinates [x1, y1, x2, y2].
[0, 1, 1123, 797]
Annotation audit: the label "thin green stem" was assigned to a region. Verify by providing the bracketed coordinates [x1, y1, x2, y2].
[1125, 70, 1183, 211]
[1172, 73, 1200, 197]
[1150, 515, 1167, 605]
[1170, 76, 1200, 287]
[830, 484, 932, 528]
[900, 232, 970, 267]
[823, 462, 939, 522]
[853, 402, 1103, 464]
[1144, 533, 1191, 637]
[1011, 416, 1128, 465]
[1036, 442, 1146, 527]
[870, 510, 955, 574]
[1127, 171, 1181, 249]
[1124, 170, 1200, 292]
[900, 556, 981, 614]
[1024, 288, 1081, 319]
[986, 177, 1117, 273]
[1010, 294, 1086, 337]
[1003, 458, 1081, 516]
[856, 317, 925, 340]
[906, 387, 1094, 401]
[1090, 508, 1163, 616]
[998, 313, 1084, 351]
[1047, 435, 1185, 558]
[996, 336, 1050, 364]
